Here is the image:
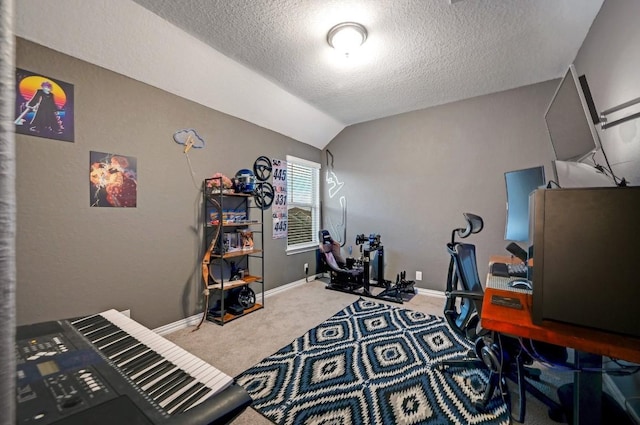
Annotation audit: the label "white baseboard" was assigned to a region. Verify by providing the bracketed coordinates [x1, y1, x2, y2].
[415, 287, 446, 298]
[154, 277, 444, 335]
[260, 276, 315, 299]
[153, 313, 202, 335]
[152, 276, 318, 335]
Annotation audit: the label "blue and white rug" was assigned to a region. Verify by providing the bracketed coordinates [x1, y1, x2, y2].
[236, 298, 508, 425]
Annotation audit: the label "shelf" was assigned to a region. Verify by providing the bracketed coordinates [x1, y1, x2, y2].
[206, 221, 262, 227]
[208, 303, 263, 324]
[207, 275, 261, 290]
[211, 248, 262, 259]
[201, 177, 264, 327]
[207, 191, 251, 198]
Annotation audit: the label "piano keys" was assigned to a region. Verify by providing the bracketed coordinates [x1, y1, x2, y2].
[16, 310, 252, 425]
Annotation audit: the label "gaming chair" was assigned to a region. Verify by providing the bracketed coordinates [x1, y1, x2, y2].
[318, 230, 363, 286]
[437, 213, 566, 423]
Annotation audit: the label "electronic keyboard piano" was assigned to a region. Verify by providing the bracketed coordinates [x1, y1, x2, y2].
[16, 309, 252, 425]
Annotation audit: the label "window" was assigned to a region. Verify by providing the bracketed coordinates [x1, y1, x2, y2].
[286, 156, 320, 253]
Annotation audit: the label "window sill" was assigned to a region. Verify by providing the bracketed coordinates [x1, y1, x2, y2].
[286, 244, 318, 255]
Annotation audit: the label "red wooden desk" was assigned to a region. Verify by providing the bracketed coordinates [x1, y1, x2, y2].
[482, 256, 640, 424]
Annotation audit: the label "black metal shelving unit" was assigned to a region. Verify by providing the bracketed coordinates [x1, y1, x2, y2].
[201, 177, 264, 326]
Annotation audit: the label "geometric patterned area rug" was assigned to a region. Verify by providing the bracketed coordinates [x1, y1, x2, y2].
[236, 298, 508, 424]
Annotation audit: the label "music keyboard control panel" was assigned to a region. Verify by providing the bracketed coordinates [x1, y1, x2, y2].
[16, 323, 119, 424]
[15, 310, 248, 425]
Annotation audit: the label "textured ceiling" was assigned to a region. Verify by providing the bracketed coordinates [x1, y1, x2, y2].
[131, 0, 604, 127]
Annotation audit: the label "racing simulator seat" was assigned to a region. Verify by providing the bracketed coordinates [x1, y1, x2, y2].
[318, 230, 364, 288]
[436, 213, 567, 423]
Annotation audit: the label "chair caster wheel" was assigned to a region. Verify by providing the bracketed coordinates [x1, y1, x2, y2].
[548, 407, 564, 422]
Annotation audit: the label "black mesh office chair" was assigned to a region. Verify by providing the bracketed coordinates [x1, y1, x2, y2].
[443, 213, 485, 342]
[437, 213, 566, 423]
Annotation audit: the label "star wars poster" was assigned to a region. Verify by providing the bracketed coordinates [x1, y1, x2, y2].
[14, 68, 75, 142]
[90, 151, 138, 208]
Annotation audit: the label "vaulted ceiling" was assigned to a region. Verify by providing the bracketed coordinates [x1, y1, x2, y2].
[16, 0, 604, 148]
[131, 0, 604, 125]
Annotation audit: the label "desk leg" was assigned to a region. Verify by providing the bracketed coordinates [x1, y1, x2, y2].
[573, 352, 602, 425]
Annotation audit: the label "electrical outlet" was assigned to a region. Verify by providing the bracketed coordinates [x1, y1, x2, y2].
[304, 263, 309, 274]
[416, 271, 422, 281]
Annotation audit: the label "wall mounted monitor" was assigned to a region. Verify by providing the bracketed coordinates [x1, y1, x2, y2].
[504, 166, 545, 242]
[545, 64, 601, 161]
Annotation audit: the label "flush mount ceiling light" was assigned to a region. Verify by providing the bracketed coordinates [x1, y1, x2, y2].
[327, 22, 368, 56]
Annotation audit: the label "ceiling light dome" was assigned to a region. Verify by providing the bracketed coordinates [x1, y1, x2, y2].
[327, 22, 367, 56]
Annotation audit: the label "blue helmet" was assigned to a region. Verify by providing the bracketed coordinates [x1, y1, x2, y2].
[235, 169, 256, 193]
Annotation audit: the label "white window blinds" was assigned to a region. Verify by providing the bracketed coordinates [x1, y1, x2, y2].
[286, 156, 320, 251]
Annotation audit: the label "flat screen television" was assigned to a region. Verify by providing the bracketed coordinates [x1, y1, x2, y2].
[530, 186, 640, 339]
[545, 64, 601, 161]
[504, 166, 545, 242]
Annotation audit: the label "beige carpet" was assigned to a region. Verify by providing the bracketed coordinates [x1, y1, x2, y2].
[165, 280, 568, 424]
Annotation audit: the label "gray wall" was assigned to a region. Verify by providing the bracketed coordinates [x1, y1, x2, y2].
[322, 81, 558, 290]
[16, 39, 319, 328]
[573, 0, 640, 185]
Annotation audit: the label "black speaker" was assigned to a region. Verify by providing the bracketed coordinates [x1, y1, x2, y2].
[505, 242, 528, 262]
